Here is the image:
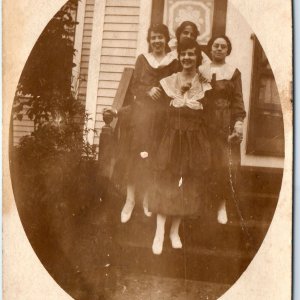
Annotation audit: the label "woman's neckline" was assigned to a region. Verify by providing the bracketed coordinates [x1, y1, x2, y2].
[178, 72, 197, 86]
[210, 62, 227, 67]
[143, 52, 175, 68]
[151, 52, 166, 63]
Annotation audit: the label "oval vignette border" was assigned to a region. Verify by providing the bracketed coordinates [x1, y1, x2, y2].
[3, 0, 292, 299]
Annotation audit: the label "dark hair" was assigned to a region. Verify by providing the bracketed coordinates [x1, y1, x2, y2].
[207, 35, 232, 56]
[177, 38, 203, 67]
[147, 24, 171, 52]
[175, 21, 200, 42]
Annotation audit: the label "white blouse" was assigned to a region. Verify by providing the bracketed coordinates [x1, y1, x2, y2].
[198, 62, 236, 81]
[143, 52, 177, 69]
[160, 73, 211, 110]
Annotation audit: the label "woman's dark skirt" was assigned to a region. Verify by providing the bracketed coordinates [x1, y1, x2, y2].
[149, 107, 211, 217]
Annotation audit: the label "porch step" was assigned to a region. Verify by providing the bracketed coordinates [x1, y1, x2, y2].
[98, 186, 279, 285]
[112, 227, 255, 285]
[113, 208, 269, 252]
[239, 166, 283, 195]
[93, 165, 283, 285]
[93, 203, 262, 284]
[238, 192, 278, 222]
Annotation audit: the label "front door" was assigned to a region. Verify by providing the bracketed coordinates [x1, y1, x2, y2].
[151, 0, 228, 46]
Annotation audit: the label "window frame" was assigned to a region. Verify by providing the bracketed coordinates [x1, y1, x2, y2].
[246, 34, 284, 157]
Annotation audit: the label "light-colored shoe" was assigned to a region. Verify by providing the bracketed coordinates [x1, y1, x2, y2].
[143, 206, 152, 217]
[152, 235, 164, 255]
[169, 233, 182, 249]
[121, 201, 135, 223]
[217, 207, 228, 224]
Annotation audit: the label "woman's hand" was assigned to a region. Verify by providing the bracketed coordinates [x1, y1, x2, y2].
[228, 121, 243, 143]
[147, 87, 162, 101]
[234, 121, 243, 141]
[228, 132, 240, 144]
[198, 73, 209, 83]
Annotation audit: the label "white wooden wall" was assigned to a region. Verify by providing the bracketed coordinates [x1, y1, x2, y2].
[93, 0, 140, 146]
[12, 112, 34, 146]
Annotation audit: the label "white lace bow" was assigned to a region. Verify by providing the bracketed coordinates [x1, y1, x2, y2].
[160, 73, 211, 110]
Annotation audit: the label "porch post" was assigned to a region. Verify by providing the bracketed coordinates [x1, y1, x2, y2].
[85, 0, 106, 145]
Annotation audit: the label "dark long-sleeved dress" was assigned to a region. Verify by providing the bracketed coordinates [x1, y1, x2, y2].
[113, 53, 179, 194]
[199, 62, 246, 210]
[148, 73, 212, 216]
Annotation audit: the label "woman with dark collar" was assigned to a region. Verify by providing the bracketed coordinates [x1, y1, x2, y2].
[199, 35, 246, 224]
[110, 24, 179, 223]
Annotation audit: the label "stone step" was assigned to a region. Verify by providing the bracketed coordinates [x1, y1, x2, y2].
[111, 232, 255, 285]
[238, 192, 278, 222]
[91, 166, 282, 285]
[106, 184, 274, 249]
[101, 207, 257, 284]
[102, 179, 280, 225]
[239, 167, 283, 195]
[114, 209, 269, 251]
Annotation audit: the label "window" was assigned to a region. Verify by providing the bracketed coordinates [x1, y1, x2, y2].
[246, 35, 284, 157]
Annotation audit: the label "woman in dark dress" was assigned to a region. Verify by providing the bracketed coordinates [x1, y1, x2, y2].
[111, 24, 179, 223]
[169, 21, 210, 64]
[199, 35, 246, 224]
[150, 38, 212, 255]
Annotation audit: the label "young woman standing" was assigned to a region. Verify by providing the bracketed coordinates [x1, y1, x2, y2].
[149, 38, 212, 255]
[199, 35, 246, 224]
[112, 24, 179, 223]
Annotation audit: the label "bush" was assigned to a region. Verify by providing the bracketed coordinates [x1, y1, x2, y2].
[12, 0, 96, 166]
[10, 0, 98, 214]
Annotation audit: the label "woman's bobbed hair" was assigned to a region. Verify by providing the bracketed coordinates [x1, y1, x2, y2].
[207, 35, 232, 56]
[175, 21, 200, 42]
[177, 37, 203, 67]
[147, 24, 171, 52]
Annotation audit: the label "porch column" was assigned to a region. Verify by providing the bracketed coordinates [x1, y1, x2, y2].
[85, 0, 106, 145]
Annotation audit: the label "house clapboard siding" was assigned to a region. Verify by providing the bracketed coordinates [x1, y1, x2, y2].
[13, 115, 34, 146]
[93, 0, 140, 146]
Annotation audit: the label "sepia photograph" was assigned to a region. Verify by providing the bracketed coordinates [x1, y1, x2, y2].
[3, 0, 292, 299]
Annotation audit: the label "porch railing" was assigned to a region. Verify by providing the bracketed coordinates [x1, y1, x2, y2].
[98, 67, 134, 179]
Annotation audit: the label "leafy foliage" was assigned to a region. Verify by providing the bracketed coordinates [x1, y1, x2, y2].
[16, 113, 97, 165]
[12, 0, 97, 162]
[13, 0, 79, 125]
